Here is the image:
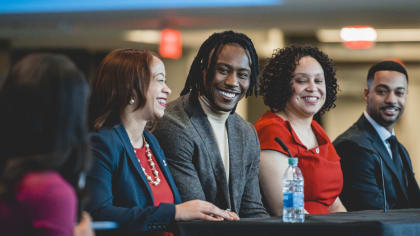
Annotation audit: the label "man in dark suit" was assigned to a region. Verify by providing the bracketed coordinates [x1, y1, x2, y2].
[153, 31, 268, 218]
[334, 61, 420, 211]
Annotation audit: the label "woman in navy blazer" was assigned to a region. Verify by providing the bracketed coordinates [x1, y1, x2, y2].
[87, 49, 233, 233]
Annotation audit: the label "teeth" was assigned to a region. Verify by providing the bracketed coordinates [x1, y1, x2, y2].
[157, 99, 166, 104]
[219, 90, 236, 98]
[303, 96, 318, 101]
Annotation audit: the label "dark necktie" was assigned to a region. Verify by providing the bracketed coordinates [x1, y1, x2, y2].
[387, 135, 408, 188]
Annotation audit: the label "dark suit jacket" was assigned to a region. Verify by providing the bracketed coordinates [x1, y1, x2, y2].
[334, 115, 420, 211]
[86, 124, 181, 232]
[153, 94, 268, 218]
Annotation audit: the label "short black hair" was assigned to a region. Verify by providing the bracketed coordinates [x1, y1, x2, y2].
[259, 45, 338, 114]
[367, 60, 408, 88]
[181, 30, 259, 97]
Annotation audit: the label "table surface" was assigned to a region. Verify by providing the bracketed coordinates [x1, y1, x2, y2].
[174, 209, 420, 236]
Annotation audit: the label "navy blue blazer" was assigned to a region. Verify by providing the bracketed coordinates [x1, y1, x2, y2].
[334, 115, 420, 211]
[86, 124, 181, 232]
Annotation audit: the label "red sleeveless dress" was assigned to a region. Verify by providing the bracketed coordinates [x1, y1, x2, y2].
[255, 111, 343, 214]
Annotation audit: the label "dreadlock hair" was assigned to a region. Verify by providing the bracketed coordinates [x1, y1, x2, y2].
[180, 30, 259, 97]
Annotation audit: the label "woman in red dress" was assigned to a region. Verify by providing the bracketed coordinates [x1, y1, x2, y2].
[254, 45, 346, 215]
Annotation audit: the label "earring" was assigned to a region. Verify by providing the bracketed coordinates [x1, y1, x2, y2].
[129, 98, 135, 105]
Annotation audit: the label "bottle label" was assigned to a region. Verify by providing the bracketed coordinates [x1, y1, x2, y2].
[283, 192, 293, 208]
[294, 192, 304, 208]
[283, 192, 304, 208]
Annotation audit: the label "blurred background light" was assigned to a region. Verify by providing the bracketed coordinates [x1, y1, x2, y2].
[317, 28, 420, 43]
[159, 29, 182, 59]
[0, 0, 282, 14]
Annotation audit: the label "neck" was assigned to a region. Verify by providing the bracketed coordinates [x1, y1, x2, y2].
[199, 95, 230, 120]
[384, 124, 394, 133]
[365, 110, 395, 133]
[121, 111, 147, 149]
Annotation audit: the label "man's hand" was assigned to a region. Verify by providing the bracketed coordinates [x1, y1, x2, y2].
[175, 200, 239, 221]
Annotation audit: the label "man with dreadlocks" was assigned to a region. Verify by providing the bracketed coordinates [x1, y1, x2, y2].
[153, 31, 268, 218]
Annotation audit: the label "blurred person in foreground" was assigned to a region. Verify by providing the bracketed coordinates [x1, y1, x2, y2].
[254, 45, 346, 215]
[334, 60, 420, 211]
[87, 49, 234, 234]
[0, 53, 94, 236]
[153, 31, 268, 218]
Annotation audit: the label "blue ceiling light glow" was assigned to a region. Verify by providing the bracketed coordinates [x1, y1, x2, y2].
[0, 0, 282, 14]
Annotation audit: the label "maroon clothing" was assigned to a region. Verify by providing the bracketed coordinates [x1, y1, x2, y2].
[255, 111, 343, 214]
[0, 171, 76, 236]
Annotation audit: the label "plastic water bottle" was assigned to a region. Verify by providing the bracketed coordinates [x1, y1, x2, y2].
[282, 157, 305, 223]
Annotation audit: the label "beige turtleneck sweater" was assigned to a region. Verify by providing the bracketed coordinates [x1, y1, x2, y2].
[198, 96, 230, 181]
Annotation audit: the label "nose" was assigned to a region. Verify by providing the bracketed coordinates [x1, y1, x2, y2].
[385, 91, 397, 104]
[305, 80, 316, 92]
[225, 73, 239, 87]
[163, 83, 172, 95]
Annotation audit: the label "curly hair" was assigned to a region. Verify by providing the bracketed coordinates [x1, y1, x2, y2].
[259, 45, 338, 115]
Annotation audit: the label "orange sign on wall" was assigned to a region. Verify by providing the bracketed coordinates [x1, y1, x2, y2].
[159, 29, 182, 59]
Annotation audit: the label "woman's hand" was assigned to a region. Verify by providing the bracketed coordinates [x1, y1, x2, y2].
[74, 211, 95, 236]
[175, 200, 239, 221]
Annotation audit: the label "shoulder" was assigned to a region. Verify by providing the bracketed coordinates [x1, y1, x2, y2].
[156, 96, 191, 132]
[254, 111, 291, 155]
[254, 111, 291, 143]
[90, 126, 124, 151]
[254, 111, 289, 135]
[333, 125, 377, 161]
[230, 112, 255, 133]
[17, 171, 76, 210]
[89, 126, 127, 168]
[16, 172, 76, 235]
[334, 122, 370, 148]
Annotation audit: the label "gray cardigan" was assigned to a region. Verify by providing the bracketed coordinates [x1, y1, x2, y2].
[153, 94, 268, 218]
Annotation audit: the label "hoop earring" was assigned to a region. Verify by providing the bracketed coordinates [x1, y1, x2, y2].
[129, 98, 135, 105]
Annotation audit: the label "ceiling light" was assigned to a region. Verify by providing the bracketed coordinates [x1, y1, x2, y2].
[124, 30, 160, 44]
[317, 28, 420, 43]
[340, 25, 376, 49]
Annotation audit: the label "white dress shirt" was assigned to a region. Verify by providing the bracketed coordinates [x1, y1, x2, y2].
[363, 111, 395, 159]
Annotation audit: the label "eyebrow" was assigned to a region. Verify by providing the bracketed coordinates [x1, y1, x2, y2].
[293, 72, 324, 77]
[216, 62, 250, 72]
[153, 72, 165, 78]
[375, 84, 406, 90]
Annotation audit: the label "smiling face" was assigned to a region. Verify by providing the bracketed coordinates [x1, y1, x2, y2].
[203, 44, 251, 112]
[141, 56, 171, 120]
[284, 56, 326, 118]
[365, 70, 408, 131]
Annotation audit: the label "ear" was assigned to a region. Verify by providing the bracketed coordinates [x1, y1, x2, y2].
[363, 88, 369, 102]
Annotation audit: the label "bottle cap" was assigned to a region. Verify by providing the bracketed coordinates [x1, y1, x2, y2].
[288, 157, 298, 166]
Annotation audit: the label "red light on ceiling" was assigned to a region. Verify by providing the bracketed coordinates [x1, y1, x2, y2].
[340, 25, 377, 50]
[344, 41, 375, 50]
[159, 29, 182, 59]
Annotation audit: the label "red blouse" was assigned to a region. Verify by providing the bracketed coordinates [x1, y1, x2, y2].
[254, 111, 343, 214]
[134, 146, 174, 206]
